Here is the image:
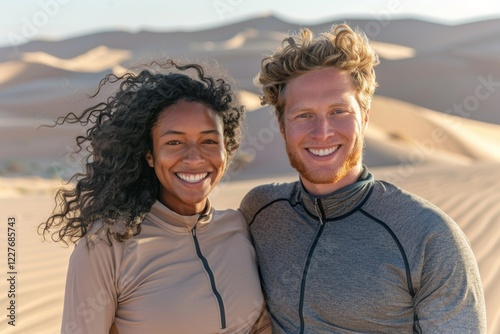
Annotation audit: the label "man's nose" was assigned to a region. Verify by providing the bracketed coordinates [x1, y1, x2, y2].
[309, 116, 334, 140]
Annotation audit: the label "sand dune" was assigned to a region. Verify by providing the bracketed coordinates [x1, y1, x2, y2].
[0, 195, 73, 334]
[4, 17, 499, 120]
[0, 15, 499, 334]
[191, 28, 259, 51]
[21, 46, 132, 73]
[370, 41, 415, 60]
[370, 96, 500, 161]
[0, 61, 27, 85]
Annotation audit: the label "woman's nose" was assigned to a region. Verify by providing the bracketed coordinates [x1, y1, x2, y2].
[182, 144, 205, 164]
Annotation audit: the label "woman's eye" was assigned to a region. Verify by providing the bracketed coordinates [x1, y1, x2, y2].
[333, 109, 345, 114]
[204, 139, 218, 144]
[166, 140, 181, 145]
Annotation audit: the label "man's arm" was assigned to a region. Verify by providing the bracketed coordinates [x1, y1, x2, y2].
[413, 216, 486, 333]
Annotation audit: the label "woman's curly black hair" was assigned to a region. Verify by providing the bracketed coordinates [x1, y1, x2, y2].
[39, 59, 245, 245]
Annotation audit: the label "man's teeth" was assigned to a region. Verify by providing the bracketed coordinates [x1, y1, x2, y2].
[177, 173, 208, 183]
[308, 147, 338, 156]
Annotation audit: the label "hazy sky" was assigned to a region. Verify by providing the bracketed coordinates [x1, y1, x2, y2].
[2, 0, 500, 48]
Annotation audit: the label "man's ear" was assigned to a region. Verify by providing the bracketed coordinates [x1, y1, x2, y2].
[363, 109, 370, 132]
[145, 151, 154, 167]
[278, 116, 285, 139]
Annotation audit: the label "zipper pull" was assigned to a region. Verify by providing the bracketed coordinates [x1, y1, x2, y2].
[314, 198, 325, 225]
[191, 211, 207, 237]
[192, 214, 204, 237]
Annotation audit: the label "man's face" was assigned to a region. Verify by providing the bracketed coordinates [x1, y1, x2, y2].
[281, 67, 368, 195]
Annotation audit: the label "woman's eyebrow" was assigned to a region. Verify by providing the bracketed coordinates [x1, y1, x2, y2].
[160, 129, 221, 137]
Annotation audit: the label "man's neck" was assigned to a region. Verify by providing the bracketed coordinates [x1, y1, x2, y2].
[301, 165, 364, 196]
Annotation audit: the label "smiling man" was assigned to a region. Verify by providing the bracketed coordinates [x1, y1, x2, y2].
[239, 24, 486, 333]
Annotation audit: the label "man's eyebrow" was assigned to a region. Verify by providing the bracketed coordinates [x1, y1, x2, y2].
[288, 102, 351, 113]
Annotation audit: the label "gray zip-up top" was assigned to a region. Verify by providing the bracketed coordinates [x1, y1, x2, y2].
[240, 168, 486, 333]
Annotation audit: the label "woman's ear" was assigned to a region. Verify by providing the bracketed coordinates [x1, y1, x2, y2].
[221, 149, 228, 175]
[145, 151, 154, 167]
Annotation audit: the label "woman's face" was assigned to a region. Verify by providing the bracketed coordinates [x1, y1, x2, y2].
[146, 100, 226, 215]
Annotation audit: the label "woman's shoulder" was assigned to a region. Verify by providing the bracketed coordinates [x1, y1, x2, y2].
[74, 219, 132, 254]
[213, 207, 245, 223]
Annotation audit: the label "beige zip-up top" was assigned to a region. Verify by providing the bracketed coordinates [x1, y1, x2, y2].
[61, 200, 270, 334]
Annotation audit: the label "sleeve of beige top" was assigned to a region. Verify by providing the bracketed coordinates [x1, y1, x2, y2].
[60, 236, 119, 334]
[249, 303, 272, 334]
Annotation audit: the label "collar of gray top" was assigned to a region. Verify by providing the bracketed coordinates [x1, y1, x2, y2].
[299, 165, 374, 220]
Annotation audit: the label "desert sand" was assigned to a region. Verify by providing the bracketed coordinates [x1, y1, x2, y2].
[0, 16, 499, 333]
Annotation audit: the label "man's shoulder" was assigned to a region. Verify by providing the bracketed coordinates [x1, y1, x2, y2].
[243, 181, 298, 204]
[371, 180, 443, 212]
[367, 180, 456, 231]
[239, 181, 298, 222]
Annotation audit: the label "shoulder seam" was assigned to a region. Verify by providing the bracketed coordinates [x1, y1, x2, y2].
[359, 208, 416, 298]
[248, 198, 297, 227]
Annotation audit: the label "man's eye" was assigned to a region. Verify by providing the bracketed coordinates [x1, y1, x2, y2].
[333, 109, 345, 114]
[297, 113, 310, 119]
[166, 140, 181, 145]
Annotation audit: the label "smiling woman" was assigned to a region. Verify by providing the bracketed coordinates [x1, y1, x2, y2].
[146, 100, 227, 216]
[38, 59, 270, 334]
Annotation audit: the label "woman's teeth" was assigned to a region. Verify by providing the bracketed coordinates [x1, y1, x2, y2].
[176, 173, 208, 183]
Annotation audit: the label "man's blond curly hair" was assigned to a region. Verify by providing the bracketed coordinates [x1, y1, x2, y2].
[255, 24, 379, 125]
